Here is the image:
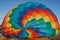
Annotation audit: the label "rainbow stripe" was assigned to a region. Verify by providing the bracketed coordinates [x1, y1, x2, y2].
[2, 2, 59, 38]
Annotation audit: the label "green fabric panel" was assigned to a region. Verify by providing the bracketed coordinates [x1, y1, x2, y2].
[8, 19, 13, 23]
[46, 22, 52, 28]
[38, 18, 44, 23]
[9, 13, 14, 18]
[52, 29, 56, 36]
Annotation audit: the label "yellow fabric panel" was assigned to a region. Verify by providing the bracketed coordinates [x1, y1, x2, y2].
[56, 30, 59, 36]
[7, 10, 12, 16]
[6, 23, 12, 28]
[4, 10, 12, 22]
[28, 16, 34, 21]
[35, 14, 42, 20]
[4, 17, 10, 22]
[43, 16, 50, 22]
[51, 22, 56, 29]
[26, 30, 31, 38]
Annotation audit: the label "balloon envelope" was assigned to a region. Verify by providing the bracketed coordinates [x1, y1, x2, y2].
[2, 2, 59, 38]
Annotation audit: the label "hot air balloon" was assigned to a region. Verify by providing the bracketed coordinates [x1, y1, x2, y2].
[2, 2, 59, 38]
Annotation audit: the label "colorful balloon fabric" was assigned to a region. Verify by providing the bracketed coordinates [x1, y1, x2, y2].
[2, 2, 59, 38]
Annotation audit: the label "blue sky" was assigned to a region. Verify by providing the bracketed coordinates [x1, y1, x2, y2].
[0, 0, 60, 25]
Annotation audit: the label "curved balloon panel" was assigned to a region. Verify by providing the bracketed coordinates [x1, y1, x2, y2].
[2, 2, 59, 38]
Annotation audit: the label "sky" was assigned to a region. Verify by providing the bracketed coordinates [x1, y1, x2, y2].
[0, 0, 60, 25]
